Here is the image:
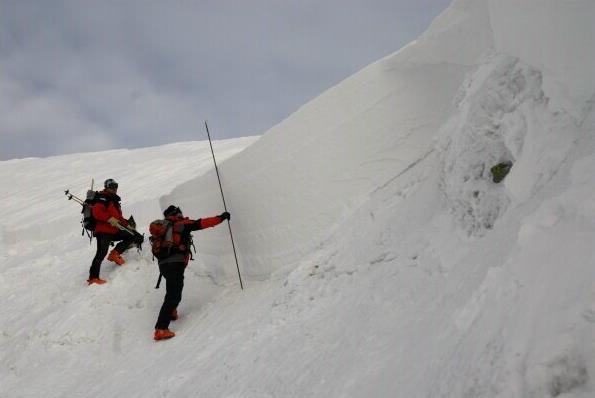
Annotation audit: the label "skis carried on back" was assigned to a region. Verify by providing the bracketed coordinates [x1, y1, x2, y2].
[64, 181, 144, 250]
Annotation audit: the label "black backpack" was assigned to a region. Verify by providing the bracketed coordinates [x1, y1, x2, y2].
[81, 190, 99, 232]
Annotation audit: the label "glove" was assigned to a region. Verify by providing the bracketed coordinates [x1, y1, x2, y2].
[219, 211, 231, 221]
[107, 217, 120, 227]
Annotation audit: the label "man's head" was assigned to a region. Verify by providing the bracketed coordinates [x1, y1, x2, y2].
[104, 178, 119, 192]
[163, 205, 183, 218]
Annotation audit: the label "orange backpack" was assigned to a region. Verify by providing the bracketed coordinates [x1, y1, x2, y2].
[149, 218, 194, 257]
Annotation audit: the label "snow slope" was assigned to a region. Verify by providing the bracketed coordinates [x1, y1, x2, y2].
[0, 138, 256, 243]
[2, 0, 595, 397]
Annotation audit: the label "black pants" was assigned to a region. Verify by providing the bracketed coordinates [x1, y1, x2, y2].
[155, 262, 185, 330]
[89, 231, 143, 279]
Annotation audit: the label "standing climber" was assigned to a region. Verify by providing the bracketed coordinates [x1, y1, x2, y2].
[151, 205, 230, 341]
[87, 178, 144, 285]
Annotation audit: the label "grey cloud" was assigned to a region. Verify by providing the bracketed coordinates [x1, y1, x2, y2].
[1, 0, 451, 160]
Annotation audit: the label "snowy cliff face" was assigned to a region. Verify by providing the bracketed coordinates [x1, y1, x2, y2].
[439, 54, 580, 235]
[163, 0, 492, 278]
[165, 0, 594, 276]
[1, 0, 595, 398]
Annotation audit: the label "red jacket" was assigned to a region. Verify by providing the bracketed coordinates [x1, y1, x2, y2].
[92, 190, 129, 234]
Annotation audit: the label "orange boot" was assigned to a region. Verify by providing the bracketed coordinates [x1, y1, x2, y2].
[87, 277, 107, 285]
[171, 308, 179, 321]
[154, 329, 175, 341]
[107, 249, 125, 266]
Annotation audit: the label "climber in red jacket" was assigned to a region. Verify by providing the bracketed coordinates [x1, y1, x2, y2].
[152, 205, 229, 341]
[87, 178, 143, 285]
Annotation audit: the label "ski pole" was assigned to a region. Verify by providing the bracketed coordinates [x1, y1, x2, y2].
[205, 120, 244, 290]
[64, 190, 84, 205]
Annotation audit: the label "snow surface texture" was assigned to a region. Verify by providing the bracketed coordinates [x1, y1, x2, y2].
[2, 0, 595, 397]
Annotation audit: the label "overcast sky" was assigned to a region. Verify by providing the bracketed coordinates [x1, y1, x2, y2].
[1, 0, 451, 160]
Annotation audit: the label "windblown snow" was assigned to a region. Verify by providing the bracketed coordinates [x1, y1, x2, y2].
[1, 0, 594, 397]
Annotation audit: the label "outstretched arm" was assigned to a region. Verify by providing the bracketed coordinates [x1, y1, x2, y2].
[190, 212, 230, 231]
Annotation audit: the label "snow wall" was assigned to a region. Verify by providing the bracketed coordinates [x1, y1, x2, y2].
[163, 0, 490, 279]
[163, 0, 594, 281]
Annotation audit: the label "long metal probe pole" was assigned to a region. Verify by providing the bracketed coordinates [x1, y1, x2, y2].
[205, 121, 244, 290]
